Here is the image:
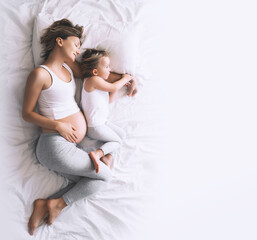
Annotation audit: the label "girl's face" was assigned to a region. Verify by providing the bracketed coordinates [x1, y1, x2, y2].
[95, 57, 111, 80]
[61, 36, 80, 62]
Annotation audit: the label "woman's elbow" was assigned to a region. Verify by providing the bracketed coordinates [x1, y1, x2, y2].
[22, 110, 31, 122]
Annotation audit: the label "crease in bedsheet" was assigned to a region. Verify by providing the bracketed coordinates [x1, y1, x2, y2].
[86, 195, 149, 239]
[40, 0, 141, 24]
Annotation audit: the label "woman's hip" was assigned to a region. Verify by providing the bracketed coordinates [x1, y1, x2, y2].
[36, 133, 77, 167]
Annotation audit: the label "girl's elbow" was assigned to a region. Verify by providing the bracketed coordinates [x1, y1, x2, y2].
[112, 85, 119, 92]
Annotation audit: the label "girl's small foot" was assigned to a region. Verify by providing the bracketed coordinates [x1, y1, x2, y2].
[100, 154, 113, 168]
[28, 199, 48, 235]
[89, 150, 103, 173]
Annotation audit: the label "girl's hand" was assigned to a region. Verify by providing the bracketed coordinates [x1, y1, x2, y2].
[122, 74, 133, 82]
[56, 122, 78, 143]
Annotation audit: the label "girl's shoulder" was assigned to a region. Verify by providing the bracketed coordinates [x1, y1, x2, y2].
[85, 76, 104, 85]
[84, 76, 104, 92]
[86, 75, 103, 81]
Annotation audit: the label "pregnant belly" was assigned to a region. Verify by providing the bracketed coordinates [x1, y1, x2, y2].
[42, 111, 87, 143]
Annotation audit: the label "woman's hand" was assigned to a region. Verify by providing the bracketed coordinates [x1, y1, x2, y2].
[127, 76, 138, 96]
[56, 122, 78, 143]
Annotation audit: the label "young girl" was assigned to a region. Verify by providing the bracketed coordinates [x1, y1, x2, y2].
[80, 49, 132, 173]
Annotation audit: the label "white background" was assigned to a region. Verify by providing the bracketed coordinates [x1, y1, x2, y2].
[149, 1, 257, 239]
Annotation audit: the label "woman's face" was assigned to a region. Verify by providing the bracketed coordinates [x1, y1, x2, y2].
[62, 36, 80, 62]
[95, 57, 111, 80]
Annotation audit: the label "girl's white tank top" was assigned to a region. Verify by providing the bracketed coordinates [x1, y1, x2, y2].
[80, 78, 109, 127]
[38, 63, 80, 120]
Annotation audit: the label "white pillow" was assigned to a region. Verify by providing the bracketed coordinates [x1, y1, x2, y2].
[32, 13, 139, 75]
[32, 13, 55, 67]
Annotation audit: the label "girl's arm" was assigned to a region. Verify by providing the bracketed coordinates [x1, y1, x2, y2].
[67, 60, 138, 95]
[107, 72, 138, 96]
[67, 60, 138, 96]
[22, 69, 78, 143]
[109, 91, 119, 103]
[86, 74, 132, 93]
[109, 81, 132, 103]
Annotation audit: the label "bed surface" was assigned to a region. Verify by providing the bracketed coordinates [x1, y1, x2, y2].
[1, 0, 163, 239]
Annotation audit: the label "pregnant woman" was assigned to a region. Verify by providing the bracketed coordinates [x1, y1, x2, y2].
[22, 19, 137, 235]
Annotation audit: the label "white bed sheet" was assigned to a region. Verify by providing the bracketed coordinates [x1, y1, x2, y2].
[0, 0, 165, 239]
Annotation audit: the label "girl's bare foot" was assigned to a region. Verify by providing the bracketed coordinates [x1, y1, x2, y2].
[100, 154, 112, 168]
[46, 197, 67, 225]
[28, 199, 48, 235]
[89, 149, 104, 173]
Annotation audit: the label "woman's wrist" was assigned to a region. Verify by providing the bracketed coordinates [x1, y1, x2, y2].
[55, 121, 61, 132]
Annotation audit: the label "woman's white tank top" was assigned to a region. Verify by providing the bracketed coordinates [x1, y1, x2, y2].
[38, 63, 80, 120]
[80, 79, 109, 127]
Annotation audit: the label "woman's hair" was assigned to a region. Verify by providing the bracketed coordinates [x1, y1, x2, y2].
[40, 18, 84, 61]
[81, 48, 109, 78]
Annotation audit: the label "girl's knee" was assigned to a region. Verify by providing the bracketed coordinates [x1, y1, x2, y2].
[98, 164, 112, 182]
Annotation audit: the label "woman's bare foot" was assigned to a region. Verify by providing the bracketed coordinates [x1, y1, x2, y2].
[100, 154, 112, 168]
[28, 199, 48, 235]
[89, 149, 104, 173]
[46, 197, 67, 225]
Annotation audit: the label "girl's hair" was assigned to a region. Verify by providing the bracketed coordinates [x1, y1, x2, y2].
[40, 18, 84, 61]
[81, 48, 109, 78]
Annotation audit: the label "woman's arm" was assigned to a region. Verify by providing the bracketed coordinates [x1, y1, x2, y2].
[106, 72, 122, 83]
[127, 76, 138, 96]
[22, 69, 57, 129]
[65, 60, 83, 79]
[22, 69, 78, 142]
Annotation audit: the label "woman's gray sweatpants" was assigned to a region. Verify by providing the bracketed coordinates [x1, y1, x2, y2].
[86, 121, 126, 155]
[36, 132, 112, 205]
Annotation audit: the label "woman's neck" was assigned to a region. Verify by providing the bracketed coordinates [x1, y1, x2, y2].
[45, 50, 64, 70]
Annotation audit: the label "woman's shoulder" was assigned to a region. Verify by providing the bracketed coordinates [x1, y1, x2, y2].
[31, 66, 50, 76]
[27, 67, 51, 84]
